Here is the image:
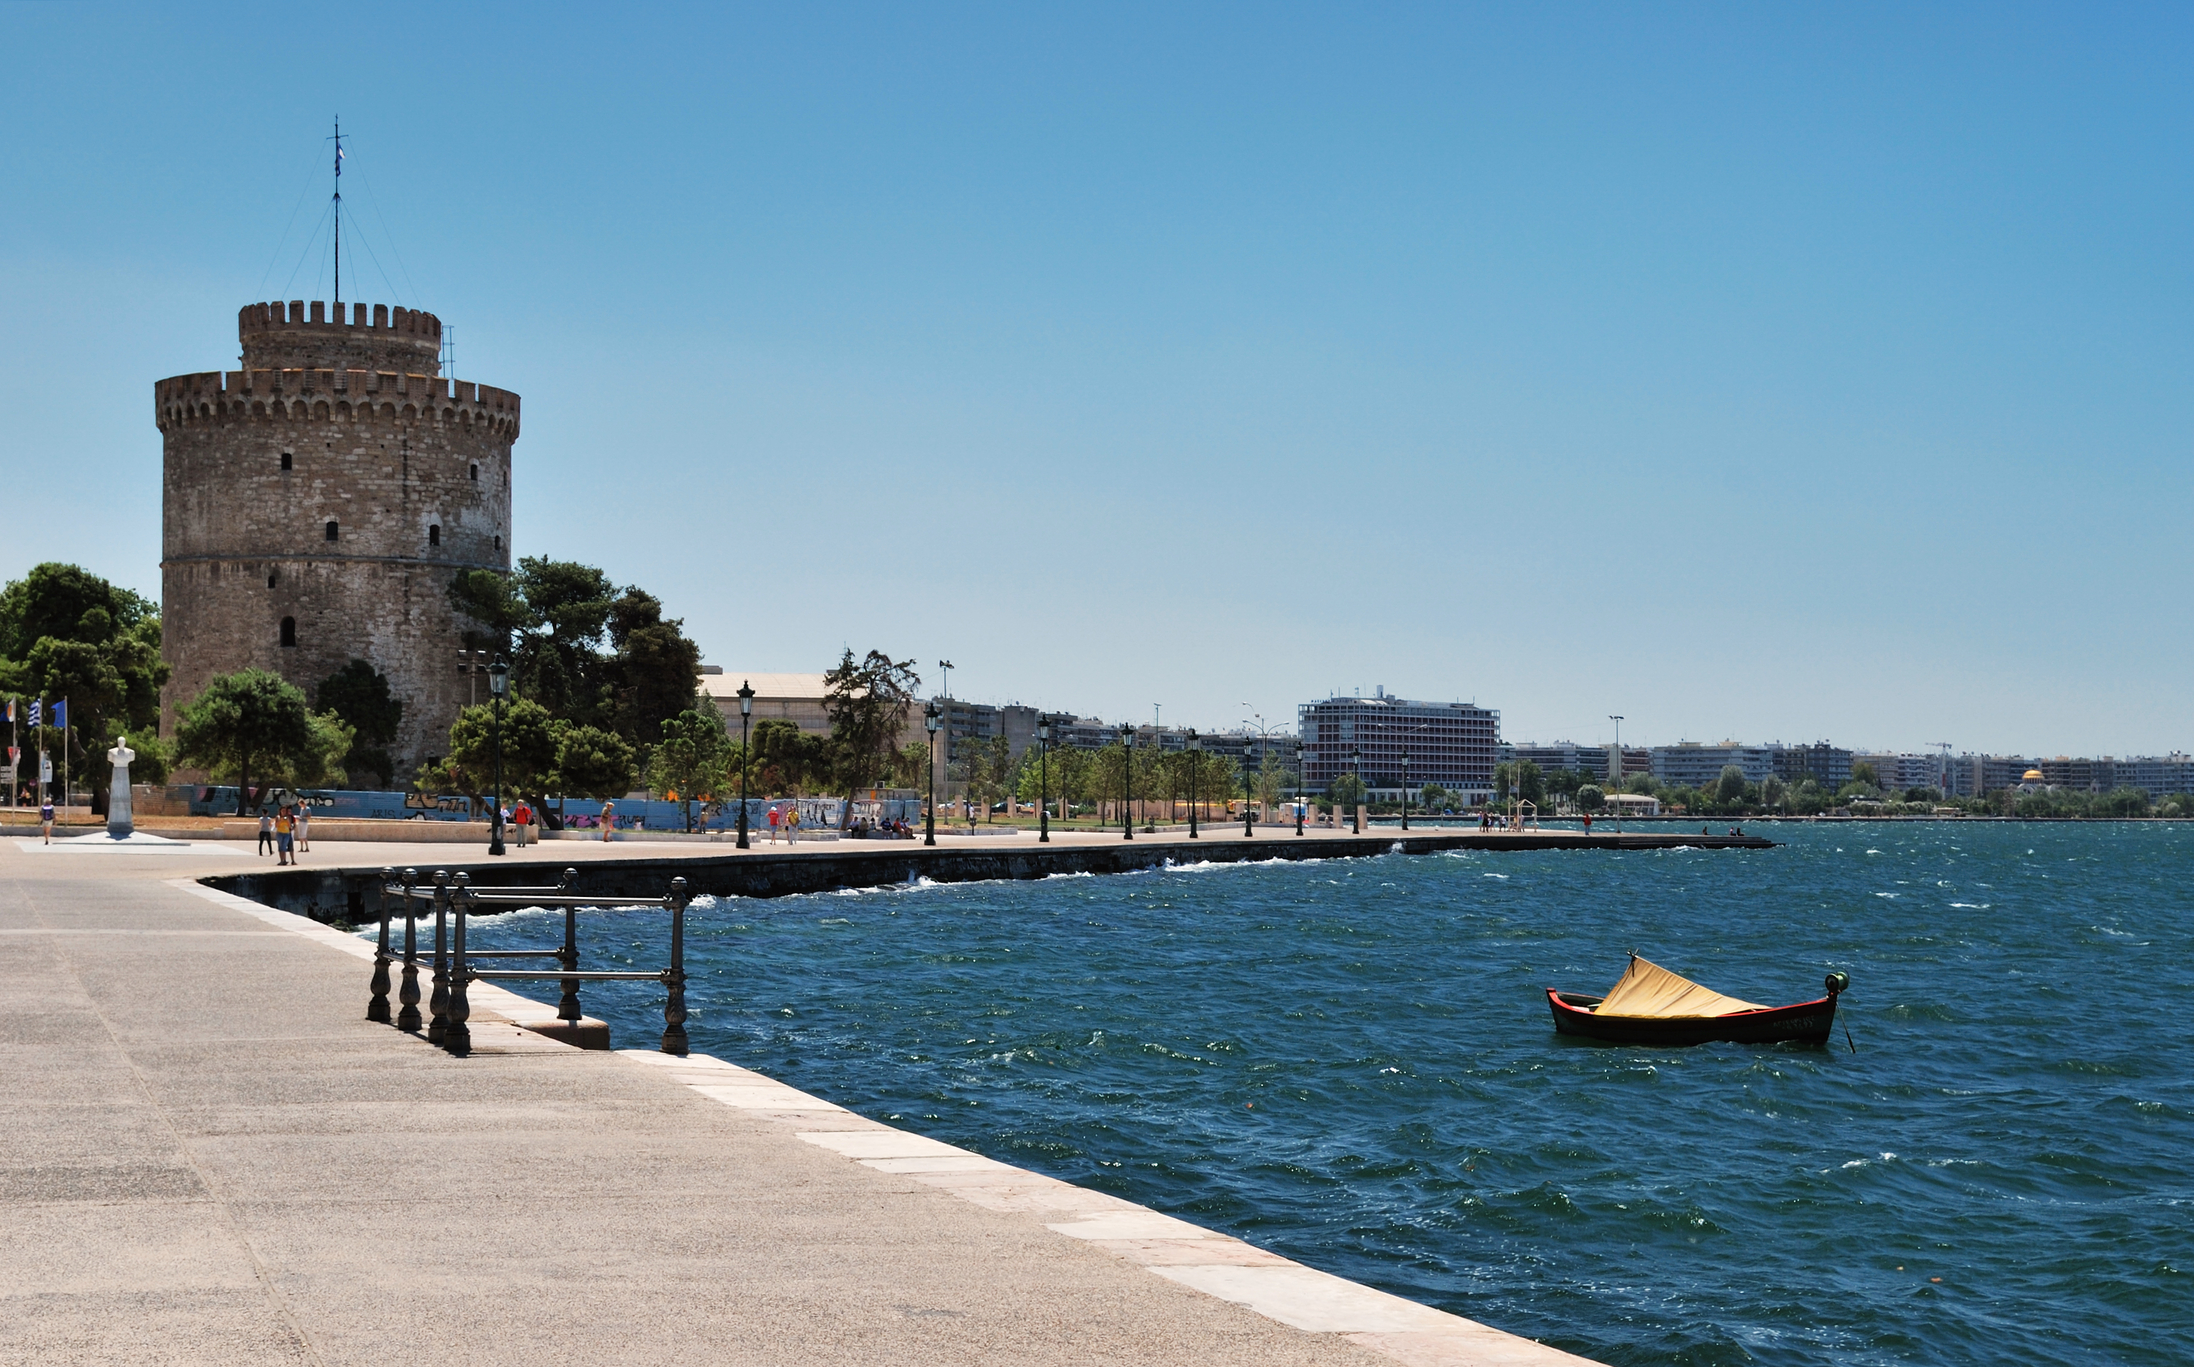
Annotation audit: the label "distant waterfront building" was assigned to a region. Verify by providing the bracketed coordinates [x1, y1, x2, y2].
[1949, 754, 2032, 797]
[1853, 752, 1945, 792]
[1771, 742, 1854, 789]
[1649, 742, 1780, 788]
[701, 671, 831, 735]
[1299, 690, 1499, 800]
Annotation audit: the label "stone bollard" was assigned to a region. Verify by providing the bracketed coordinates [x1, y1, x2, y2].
[396, 868, 423, 1032]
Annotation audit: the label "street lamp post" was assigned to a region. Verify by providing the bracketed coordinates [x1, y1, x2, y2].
[487, 657, 509, 856]
[1401, 752, 1411, 831]
[1186, 730, 1200, 839]
[1037, 714, 1052, 844]
[1609, 715, 1624, 838]
[1294, 740, 1305, 836]
[1351, 747, 1362, 833]
[1242, 736, 1256, 837]
[1120, 723, 1134, 840]
[924, 703, 940, 846]
[735, 681, 754, 849]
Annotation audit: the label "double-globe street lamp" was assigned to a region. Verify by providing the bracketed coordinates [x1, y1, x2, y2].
[734, 681, 754, 849]
[924, 702, 941, 846]
[487, 657, 509, 856]
[1295, 740, 1305, 836]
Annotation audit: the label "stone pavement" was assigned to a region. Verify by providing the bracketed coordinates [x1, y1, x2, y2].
[0, 838, 1601, 1366]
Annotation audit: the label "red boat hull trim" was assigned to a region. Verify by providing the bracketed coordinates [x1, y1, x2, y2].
[1545, 989, 1839, 1047]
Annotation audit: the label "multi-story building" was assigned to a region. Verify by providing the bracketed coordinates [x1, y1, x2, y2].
[1650, 742, 1781, 788]
[1298, 690, 1499, 799]
[1771, 742, 1853, 789]
[1947, 754, 2031, 797]
[1853, 752, 1946, 793]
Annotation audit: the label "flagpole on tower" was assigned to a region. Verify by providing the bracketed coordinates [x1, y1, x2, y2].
[329, 118, 345, 308]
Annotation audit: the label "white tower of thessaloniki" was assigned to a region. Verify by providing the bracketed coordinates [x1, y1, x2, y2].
[155, 300, 519, 782]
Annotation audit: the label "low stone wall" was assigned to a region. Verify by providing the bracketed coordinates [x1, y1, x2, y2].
[202, 829, 1774, 924]
[218, 819, 494, 843]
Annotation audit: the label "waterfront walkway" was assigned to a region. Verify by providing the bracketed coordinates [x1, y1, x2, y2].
[1, 836, 1604, 1365]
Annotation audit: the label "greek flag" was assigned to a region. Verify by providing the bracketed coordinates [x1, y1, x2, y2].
[26, 700, 39, 728]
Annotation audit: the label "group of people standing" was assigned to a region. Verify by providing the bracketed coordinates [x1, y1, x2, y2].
[254, 805, 311, 865]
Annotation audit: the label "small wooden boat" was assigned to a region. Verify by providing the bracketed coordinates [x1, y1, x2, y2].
[1548, 955, 1848, 1047]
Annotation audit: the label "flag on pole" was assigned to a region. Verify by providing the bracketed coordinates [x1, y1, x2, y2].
[4, 698, 12, 723]
[49, 700, 66, 731]
[27, 700, 40, 728]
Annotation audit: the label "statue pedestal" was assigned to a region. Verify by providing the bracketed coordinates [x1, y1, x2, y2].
[106, 739, 135, 841]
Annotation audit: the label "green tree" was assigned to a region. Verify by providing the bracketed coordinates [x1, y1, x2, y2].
[1327, 770, 1367, 810]
[1850, 761, 1881, 788]
[443, 698, 562, 803]
[174, 670, 347, 811]
[822, 649, 921, 825]
[955, 735, 1015, 820]
[553, 724, 636, 799]
[315, 660, 404, 787]
[0, 564, 172, 803]
[887, 741, 929, 791]
[1715, 765, 1749, 806]
[608, 589, 705, 751]
[1760, 774, 1786, 808]
[1576, 783, 1605, 812]
[650, 697, 733, 829]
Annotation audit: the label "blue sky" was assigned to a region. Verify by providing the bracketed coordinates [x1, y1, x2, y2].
[3, 4, 2189, 755]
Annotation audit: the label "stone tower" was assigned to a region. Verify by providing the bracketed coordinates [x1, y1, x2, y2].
[156, 300, 520, 783]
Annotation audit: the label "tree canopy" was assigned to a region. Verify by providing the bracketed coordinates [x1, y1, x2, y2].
[0, 563, 172, 797]
[315, 660, 404, 787]
[823, 649, 920, 817]
[174, 669, 351, 811]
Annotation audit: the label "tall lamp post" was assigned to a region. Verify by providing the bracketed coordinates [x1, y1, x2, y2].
[1037, 714, 1052, 844]
[734, 681, 754, 848]
[1186, 730, 1200, 839]
[1351, 747, 1362, 833]
[1120, 723, 1135, 840]
[1294, 740, 1305, 836]
[1608, 715, 1624, 838]
[1400, 752, 1411, 831]
[487, 657, 509, 856]
[1242, 735, 1256, 837]
[924, 703, 940, 846]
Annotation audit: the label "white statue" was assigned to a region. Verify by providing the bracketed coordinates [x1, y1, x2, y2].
[107, 734, 136, 840]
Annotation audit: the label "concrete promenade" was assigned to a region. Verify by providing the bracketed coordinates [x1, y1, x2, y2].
[1, 833, 1611, 1365]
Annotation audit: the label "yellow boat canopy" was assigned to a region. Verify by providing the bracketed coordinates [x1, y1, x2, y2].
[1595, 955, 1770, 1018]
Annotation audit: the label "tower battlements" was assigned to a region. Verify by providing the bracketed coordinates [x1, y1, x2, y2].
[156, 369, 518, 438]
[238, 299, 442, 373]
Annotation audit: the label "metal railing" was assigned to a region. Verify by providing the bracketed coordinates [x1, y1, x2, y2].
[370, 866, 692, 1058]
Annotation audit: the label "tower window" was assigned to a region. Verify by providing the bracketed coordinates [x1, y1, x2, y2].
[280, 451, 293, 471]
[469, 463, 479, 482]
[429, 524, 441, 547]
[267, 573, 277, 589]
[280, 617, 297, 648]
[325, 521, 339, 542]
[494, 535, 502, 551]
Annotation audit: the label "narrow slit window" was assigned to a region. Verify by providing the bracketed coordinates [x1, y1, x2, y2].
[267, 573, 277, 589]
[280, 451, 293, 471]
[429, 524, 441, 547]
[325, 521, 339, 542]
[469, 463, 479, 482]
[494, 535, 502, 551]
[280, 617, 297, 648]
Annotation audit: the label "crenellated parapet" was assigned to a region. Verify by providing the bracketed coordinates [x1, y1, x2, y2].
[238, 299, 443, 373]
[155, 369, 519, 439]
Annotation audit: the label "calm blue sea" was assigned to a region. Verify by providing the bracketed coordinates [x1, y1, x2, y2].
[454, 823, 2193, 1366]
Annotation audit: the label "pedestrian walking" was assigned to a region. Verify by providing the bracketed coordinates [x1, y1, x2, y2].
[258, 810, 275, 856]
[512, 800, 533, 848]
[600, 800, 616, 842]
[294, 805, 310, 853]
[786, 806, 801, 844]
[275, 808, 295, 866]
[41, 796, 55, 844]
[768, 805, 781, 844]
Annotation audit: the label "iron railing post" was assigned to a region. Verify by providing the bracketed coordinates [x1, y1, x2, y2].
[368, 866, 394, 1023]
[661, 876, 689, 1055]
[446, 873, 473, 1056]
[396, 867, 422, 1032]
[428, 870, 450, 1045]
[557, 874, 582, 1023]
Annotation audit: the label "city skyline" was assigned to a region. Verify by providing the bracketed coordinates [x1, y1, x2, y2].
[5, 7, 2192, 754]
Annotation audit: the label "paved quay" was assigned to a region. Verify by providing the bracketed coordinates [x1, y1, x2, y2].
[1, 833, 1609, 1365]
